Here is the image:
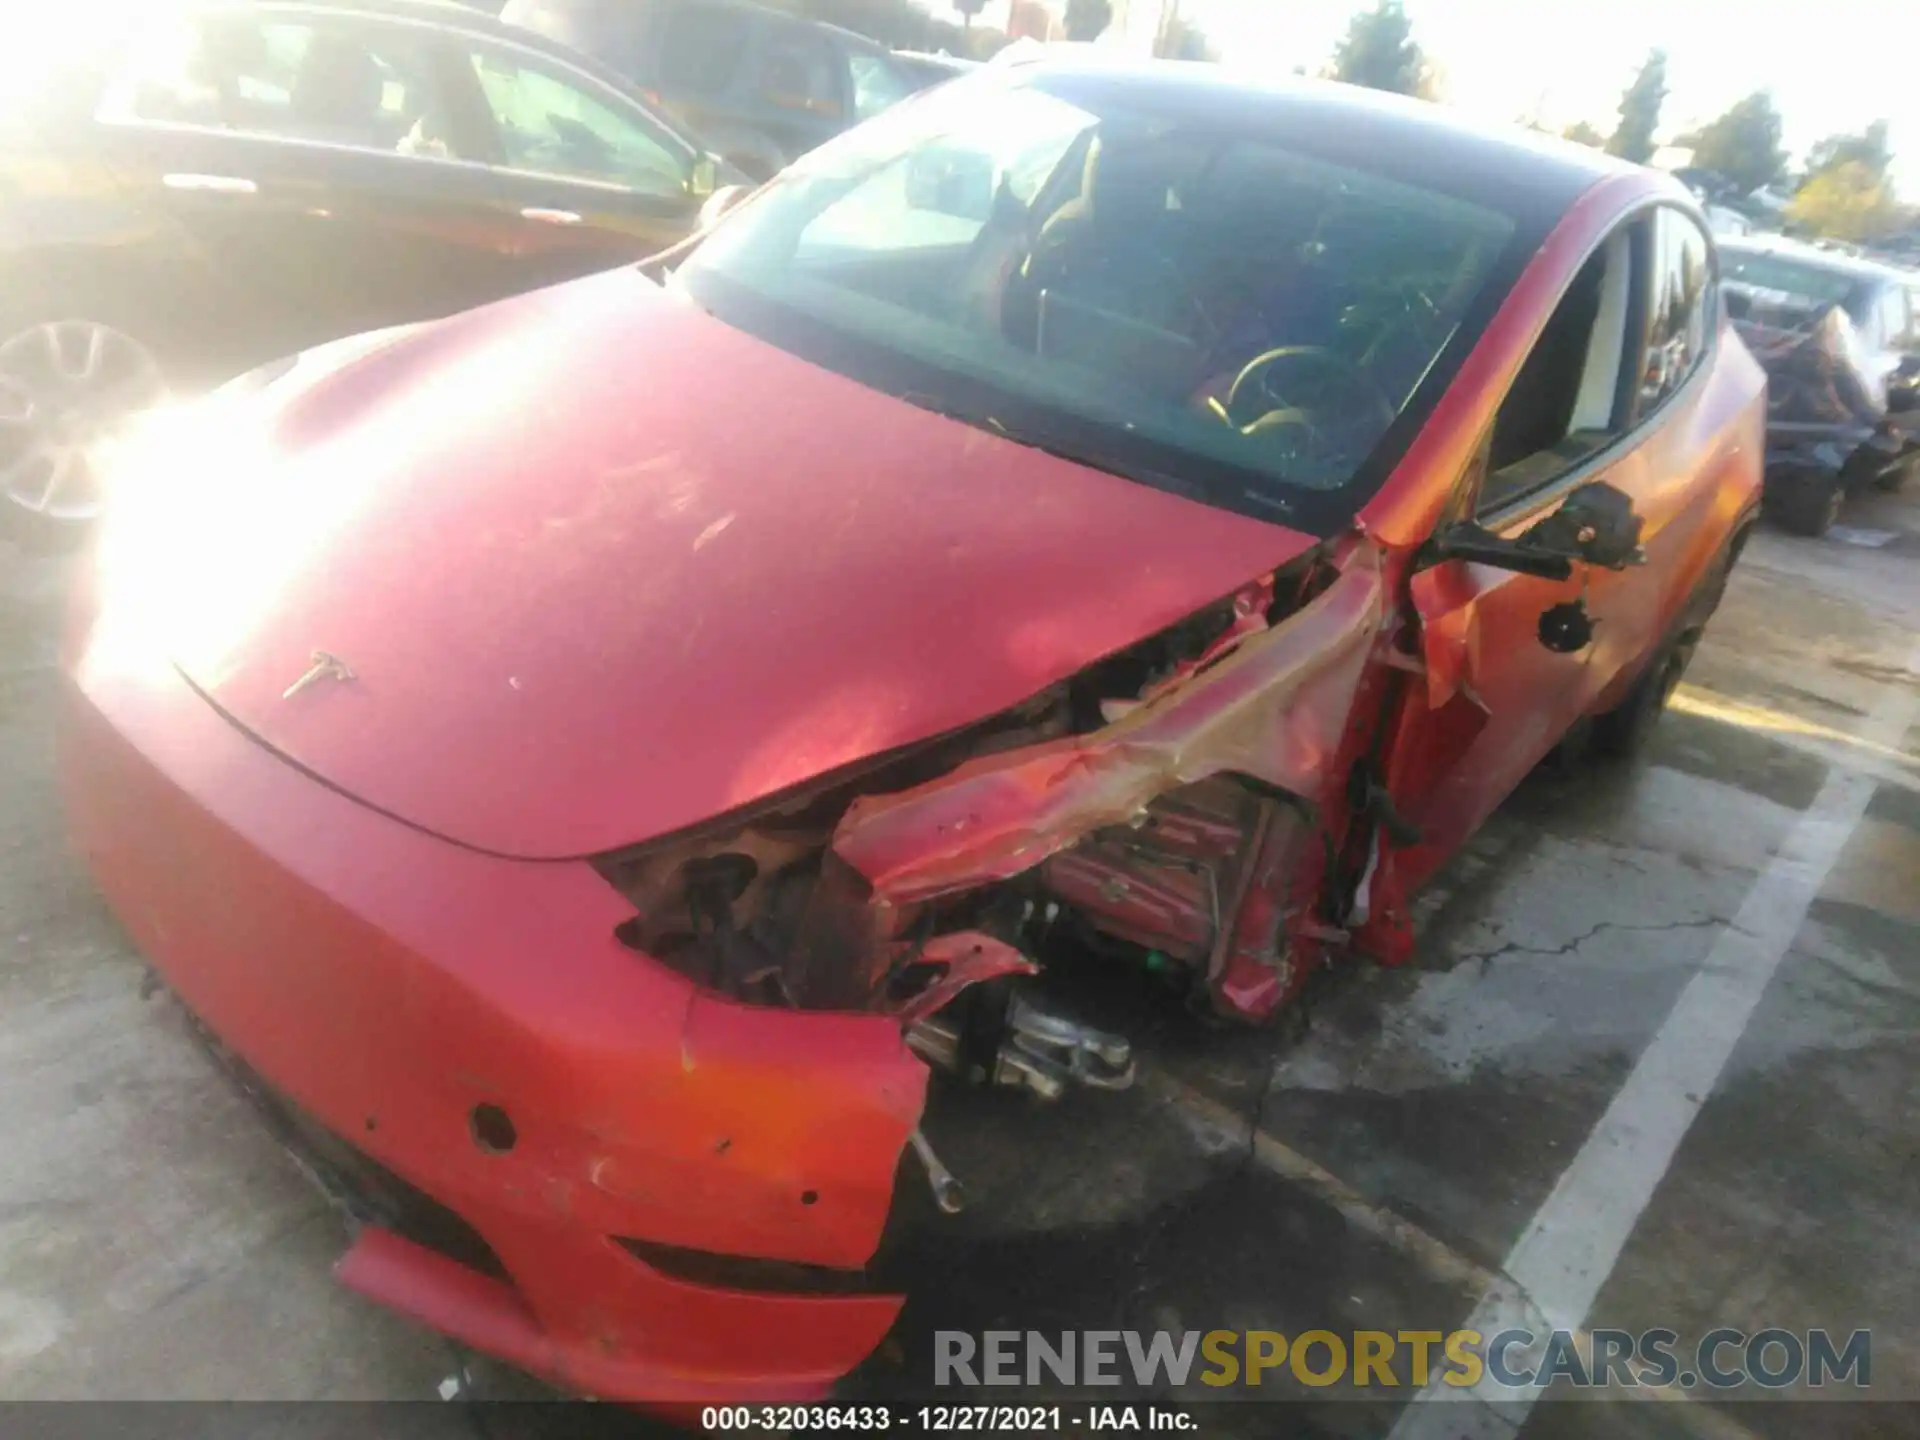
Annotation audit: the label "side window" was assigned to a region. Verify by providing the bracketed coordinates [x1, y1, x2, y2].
[466, 49, 690, 195]
[849, 53, 913, 122]
[655, 6, 750, 97]
[106, 13, 452, 158]
[753, 34, 844, 122]
[105, 14, 282, 127]
[1478, 226, 1637, 513]
[1637, 209, 1712, 409]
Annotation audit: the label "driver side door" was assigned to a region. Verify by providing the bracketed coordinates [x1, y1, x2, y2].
[1386, 218, 1666, 884]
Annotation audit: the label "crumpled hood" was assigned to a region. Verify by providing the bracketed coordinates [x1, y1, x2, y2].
[117, 269, 1312, 859]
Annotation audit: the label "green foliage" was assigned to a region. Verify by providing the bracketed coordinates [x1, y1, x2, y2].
[1606, 49, 1666, 164]
[1329, 1, 1427, 97]
[1682, 92, 1788, 195]
[1805, 121, 1892, 184]
[1064, 0, 1112, 42]
[1562, 120, 1606, 149]
[1789, 161, 1901, 242]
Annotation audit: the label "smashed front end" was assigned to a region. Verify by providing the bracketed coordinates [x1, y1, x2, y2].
[64, 527, 1385, 1400]
[591, 541, 1385, 1202]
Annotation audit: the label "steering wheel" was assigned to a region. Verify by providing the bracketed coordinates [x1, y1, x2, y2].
[1223, 345, 1397, 435]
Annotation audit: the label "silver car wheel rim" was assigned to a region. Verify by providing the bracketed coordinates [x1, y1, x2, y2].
[0, 321, 166, 523]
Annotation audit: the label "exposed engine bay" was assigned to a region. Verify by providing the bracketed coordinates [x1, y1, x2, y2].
[593, 543, 1388, 1201]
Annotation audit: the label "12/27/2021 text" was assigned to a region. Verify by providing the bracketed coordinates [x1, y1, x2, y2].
[701, 1405, 1199, 1431]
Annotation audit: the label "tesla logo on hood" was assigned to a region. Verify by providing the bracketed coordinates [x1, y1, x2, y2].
[282, 649, 356, 700]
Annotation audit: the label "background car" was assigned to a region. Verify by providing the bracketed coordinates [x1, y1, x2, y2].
[1720, 234, 1920, 533]
[500, 0, 950, 180]
[0, 0, 731, 547]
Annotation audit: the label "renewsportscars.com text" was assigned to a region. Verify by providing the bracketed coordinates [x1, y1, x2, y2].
[935, 1328, 1872, 1391]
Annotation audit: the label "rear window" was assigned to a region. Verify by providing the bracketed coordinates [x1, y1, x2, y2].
[1719, 250, 1863, 313]
[657, 5, 750, 96]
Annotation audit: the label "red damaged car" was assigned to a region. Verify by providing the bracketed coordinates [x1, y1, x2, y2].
[62, 63, 1762, 1401]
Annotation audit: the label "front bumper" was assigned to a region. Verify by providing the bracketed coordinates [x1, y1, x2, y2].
[59, 617, 926, 1401]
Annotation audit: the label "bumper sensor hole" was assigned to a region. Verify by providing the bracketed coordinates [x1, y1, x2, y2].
[800, 1189, 819, 1206]
[470, 1104, 517, 1155]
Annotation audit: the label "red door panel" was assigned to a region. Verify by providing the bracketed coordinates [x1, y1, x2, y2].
[1391, 447, 1650, 883]
[1586, 349, 1762, 712]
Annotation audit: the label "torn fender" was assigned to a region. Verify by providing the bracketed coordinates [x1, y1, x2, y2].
[831, 547, 1388, 904]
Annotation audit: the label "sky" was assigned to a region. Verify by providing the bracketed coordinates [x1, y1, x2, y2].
[1181, 0, 1920, 194]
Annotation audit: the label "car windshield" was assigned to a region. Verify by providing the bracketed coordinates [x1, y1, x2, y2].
[674, 75, 1517, 522]
[1719, 250, 1864, 312]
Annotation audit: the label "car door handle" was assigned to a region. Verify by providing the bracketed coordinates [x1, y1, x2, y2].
[162, 173, 258, 195]
[520, 207, 582, 225]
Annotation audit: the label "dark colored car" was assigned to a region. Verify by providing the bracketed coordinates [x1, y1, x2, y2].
[66, 63, 1763, 1400]
[0, 0, 728, 546]
[1720, 235, 1920, 534]
[500, 0, 946, 180]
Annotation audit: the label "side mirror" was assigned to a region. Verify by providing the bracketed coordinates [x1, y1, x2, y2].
[689, 153, 718, 199]
[1428, 481, 1645, 657]
[1428, 481, 1646, 582]
[698, 183, 750, 230]
[1518, 480, 1646, 569]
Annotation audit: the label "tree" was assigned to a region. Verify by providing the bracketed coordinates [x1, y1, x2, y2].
[1329, 2, 1428, 97]
[1805, 120, 1892, 183]
[953, 0, 985, 31]
[1789, 161, 1901, 242]
[1562, 120, 1606, 149]
[1682, 92, 1788, 195]
[1606, 49, 1666, 164]
[1063, 0, 1112, 42]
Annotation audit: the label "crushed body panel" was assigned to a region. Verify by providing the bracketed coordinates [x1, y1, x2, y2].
[830, 549, 1385, 906]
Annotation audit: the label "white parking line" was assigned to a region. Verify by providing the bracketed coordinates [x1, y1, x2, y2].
[1148, 1072, 1768, 1438]
[1390, 639, 1920, 1437]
